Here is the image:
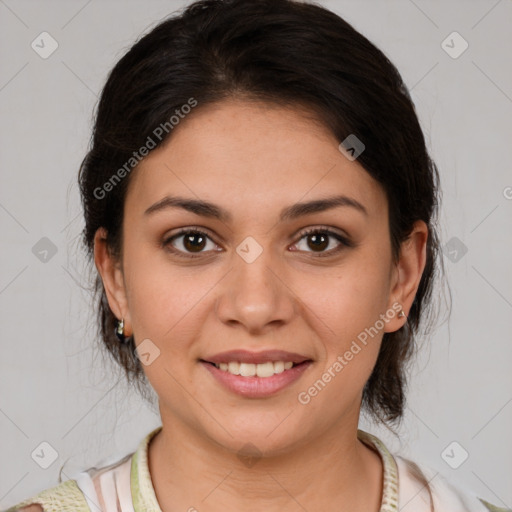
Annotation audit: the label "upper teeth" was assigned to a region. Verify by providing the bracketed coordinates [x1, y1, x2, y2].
[215, 361, 294, 377]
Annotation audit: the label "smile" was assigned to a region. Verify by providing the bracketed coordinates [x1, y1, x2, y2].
[200, 359, 312, 398]
[214, 361, 294, 377]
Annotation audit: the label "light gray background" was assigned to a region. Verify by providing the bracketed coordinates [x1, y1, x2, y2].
[1, 0, 511, 509]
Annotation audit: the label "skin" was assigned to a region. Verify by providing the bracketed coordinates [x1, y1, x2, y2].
[94, 98, 428, 512]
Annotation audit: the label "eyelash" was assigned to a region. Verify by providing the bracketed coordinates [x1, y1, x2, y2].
[162, 226, 353, 260]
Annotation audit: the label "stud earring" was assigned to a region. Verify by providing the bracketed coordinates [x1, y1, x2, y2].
[398, 309, 406, 318]
[115, 318, 131, 343]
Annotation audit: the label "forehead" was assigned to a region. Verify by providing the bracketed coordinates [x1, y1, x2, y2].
[125, 99, 387, 220]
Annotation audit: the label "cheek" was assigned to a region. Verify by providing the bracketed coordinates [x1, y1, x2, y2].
[122, 257, 210, 395]
[121, 239, 207, 343]
[297, 275, 385, 412]
[127, 273, 207, 344]
[300, 261, 391, 339]
[292, 255, 391, 389]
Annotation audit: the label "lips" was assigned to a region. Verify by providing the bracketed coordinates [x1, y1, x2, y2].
[201, 358, 313, 398]
[202, 349, 312, 365]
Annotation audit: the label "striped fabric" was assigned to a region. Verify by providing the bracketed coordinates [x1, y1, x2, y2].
[4, 426, 510, 511]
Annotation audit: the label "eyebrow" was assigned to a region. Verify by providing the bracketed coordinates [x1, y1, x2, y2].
[144, 194, 368, 222]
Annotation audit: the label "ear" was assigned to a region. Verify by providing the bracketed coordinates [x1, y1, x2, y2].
[384, 220, 428, 333]
[93, 227, 132, 337]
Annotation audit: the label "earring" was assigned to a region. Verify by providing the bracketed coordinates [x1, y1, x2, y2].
[398, 309, 406, 318]
[115, 318, 131, 343]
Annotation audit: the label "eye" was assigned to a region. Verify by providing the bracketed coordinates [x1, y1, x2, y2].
[162, 226, 353, 259]
[163, 228, 220, 258]
[291, 227, 352, 257]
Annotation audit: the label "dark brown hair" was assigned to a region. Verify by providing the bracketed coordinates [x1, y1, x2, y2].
[79, 0, 444, 425]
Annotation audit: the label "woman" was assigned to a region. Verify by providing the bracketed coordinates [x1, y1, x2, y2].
[6, 0, 509, 511]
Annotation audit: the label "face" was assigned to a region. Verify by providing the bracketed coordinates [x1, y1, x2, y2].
[96, 99, 426, 455]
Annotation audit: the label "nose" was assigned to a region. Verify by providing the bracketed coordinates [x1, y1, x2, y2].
[214, 244, 296, 335]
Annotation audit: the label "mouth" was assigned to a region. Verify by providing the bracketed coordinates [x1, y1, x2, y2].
[200, 360, 309, 378]
[199, 349, 313, 398]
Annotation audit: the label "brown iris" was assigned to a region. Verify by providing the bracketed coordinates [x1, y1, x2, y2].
[307, 232, 329, 252]
[183, 232, 207, 252]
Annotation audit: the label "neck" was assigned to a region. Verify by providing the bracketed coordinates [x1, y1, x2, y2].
[148, 415, 383, 512]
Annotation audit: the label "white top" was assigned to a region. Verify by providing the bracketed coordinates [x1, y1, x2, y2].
[6, 426, 510, 512]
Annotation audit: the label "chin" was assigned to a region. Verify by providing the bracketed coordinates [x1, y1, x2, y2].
[204, 413, 309, 458]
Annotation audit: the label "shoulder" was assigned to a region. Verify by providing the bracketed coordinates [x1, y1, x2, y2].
[3, 479, 91, 512]
[4, 427, 160, 512]
[395, 455, 512, 512]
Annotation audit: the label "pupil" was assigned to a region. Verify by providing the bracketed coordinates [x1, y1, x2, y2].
[309, 233, 328, 251]
[184, 233, 205, 252]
